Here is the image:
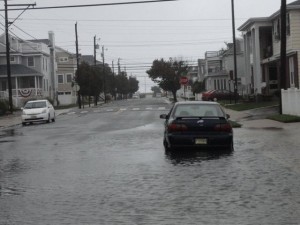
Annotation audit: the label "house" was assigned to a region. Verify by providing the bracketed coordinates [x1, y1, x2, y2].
[0, 31, 55, 107]
[238, 0, 300, 96]
[198, 40, 245, 94]
[55, 47, 78, 105]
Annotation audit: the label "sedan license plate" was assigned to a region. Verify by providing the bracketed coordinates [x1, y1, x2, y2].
[31, 115, 37, 119]
[195, 138, 207, 145]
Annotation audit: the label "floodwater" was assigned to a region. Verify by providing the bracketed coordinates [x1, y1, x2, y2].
[0, 113, 299, 225]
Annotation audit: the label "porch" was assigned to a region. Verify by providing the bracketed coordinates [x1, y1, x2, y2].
[0, 64, 49, 107]
[0, 88, 46, 108]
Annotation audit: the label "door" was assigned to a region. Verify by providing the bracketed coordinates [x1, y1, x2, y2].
[268, 65, 278, 93]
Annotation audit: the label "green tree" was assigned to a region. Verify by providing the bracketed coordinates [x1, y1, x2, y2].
[128, 76, 139, 96]
[147, 58, 188, 102]
[115, 72, 129, 98]
[151, 86, 161, 94]
[192, 81, 205, 94]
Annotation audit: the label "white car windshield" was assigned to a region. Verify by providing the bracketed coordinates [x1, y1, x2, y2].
[24, 101, 47, 109]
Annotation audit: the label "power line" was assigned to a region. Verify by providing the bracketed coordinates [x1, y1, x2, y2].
[11, 18, 247, 22]
[1, 0, 177, 11]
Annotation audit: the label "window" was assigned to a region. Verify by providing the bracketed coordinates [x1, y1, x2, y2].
[66, 74, 73, 83]
[273, 18, 281, 40]
[57, 74, 64, 84]
[59, 57, 68, 62]
[28, 56, 34, 67]
[289, 57, 295, 87]
[10, 56, 15, 62]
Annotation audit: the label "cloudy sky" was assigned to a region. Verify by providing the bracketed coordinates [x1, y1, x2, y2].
[1, 0, 295, 92]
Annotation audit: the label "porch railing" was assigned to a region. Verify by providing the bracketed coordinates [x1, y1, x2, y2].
[0, 88, 45, 107]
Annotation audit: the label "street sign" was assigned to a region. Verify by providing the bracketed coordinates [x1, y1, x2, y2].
[180, 76, 188, 85]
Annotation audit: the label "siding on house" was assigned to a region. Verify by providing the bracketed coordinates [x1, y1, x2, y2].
[290, 12, 300, 85]
[273, 11, 300, 56]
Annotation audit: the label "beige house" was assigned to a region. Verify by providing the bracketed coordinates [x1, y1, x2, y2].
[238, 0, 300, 96]
[55, 47, 78, 105]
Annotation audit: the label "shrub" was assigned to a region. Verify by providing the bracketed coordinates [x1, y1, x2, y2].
[0, 99, 9, 115]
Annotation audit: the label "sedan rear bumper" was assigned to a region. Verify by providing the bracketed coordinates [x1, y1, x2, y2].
[166, 133, 233, 149]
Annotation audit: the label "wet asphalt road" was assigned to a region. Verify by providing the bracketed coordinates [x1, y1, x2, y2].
[0, 97, 300, 225]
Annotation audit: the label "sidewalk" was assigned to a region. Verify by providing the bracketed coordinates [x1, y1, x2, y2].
[0, 108, 73, 129]
[224, 107, 285, 129]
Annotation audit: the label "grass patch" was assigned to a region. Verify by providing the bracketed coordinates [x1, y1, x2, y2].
[267, 114, 300, 123]
[229, 120, 242, 128]
[224, 101, 278, 111]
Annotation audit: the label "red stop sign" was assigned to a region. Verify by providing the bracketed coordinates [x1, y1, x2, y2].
[180, 76, 188, 85]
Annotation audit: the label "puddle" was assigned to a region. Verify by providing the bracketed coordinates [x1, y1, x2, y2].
[0, 129, 23, 138]
[246, 127, 283, 131]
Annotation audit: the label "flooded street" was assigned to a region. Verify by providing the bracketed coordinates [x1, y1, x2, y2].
[0, 99, 300, 225]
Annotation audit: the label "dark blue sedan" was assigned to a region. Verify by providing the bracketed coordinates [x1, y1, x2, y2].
[160, 101, 233, 151]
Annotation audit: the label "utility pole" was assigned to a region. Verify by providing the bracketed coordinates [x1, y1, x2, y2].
[75, 22, 81, 109]
[279, 0, 287, 114]
[4, 1, 36, 113]
[94, 36, 97, 66]
[118, 58, 121, 75]
[102, 46, 106, 103]
[4, 0, 13, 113]
[231, 0, 238, 104]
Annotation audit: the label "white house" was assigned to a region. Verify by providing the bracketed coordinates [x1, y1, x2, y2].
[238, 0, 300, 96]
[198, 40, 245, 94]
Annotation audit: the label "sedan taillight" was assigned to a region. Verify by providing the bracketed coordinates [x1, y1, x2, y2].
[214, 123, 232, 133]
[168, 123, 188, 132]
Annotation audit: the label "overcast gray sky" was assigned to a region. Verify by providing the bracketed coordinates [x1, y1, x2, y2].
[1, 0, 295, 92]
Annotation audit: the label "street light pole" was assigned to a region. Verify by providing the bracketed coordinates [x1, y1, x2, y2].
[231, 0, 238, 104]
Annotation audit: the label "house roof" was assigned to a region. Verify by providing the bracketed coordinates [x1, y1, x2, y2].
[26, 39, 51, 46]
[0, 64, 41, 77]
[288, 0, 300, 6]
[239, 0, 300, 31]
[222, 39, 244, 55]
[55, 46, 76, 56]
[238, 17, 270, 31]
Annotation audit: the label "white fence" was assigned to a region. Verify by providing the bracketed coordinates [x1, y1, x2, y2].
[282, 88, 300, 116]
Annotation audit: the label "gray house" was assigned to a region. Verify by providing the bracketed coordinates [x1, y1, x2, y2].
[0, 31, 56, 107]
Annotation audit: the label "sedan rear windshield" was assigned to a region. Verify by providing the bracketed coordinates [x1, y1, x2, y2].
[173, 104, 225, 118]
[24, 101, 47, 109]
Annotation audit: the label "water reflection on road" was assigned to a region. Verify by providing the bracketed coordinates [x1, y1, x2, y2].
[165, 149, 233, 166]
[0, 114, 299, 224]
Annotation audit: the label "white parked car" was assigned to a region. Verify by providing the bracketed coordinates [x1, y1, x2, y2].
[21, 100, 55, 125]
